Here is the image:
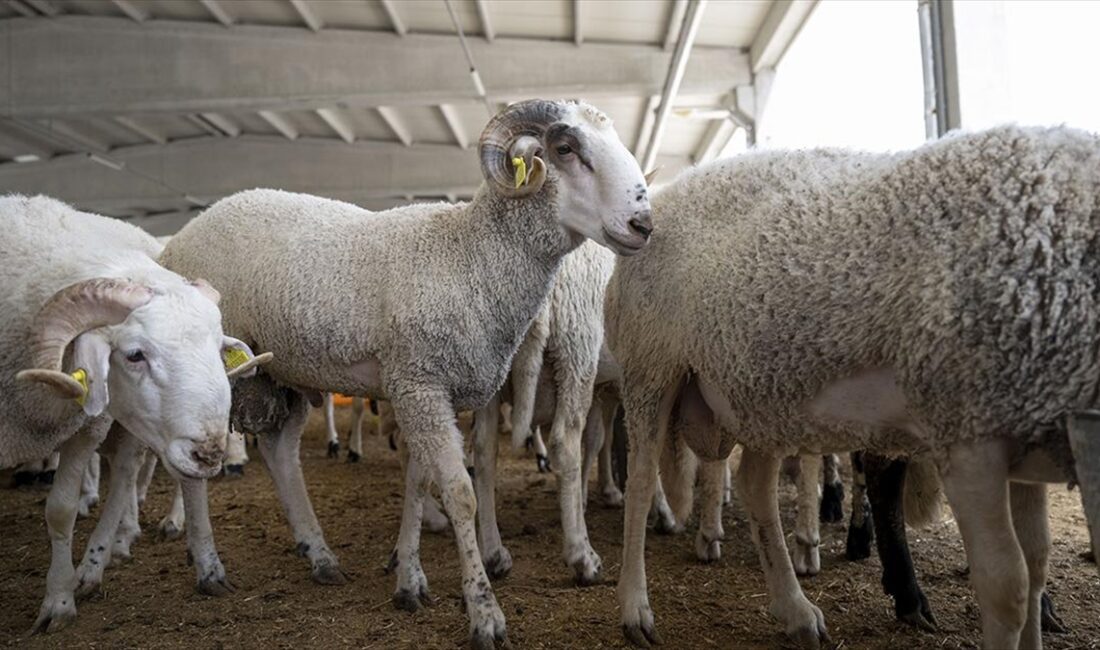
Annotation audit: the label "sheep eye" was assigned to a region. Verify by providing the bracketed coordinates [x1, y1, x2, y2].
[125, 350, 145, 363]
[555, 144, 573, 156]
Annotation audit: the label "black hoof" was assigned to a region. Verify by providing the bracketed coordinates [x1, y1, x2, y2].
[392, 585, 431, 613]
[12, 471, 36, 488]
[623, 623, 663, 648]
[536, 454, 551, 473]
[1041, 591, 1068, 633]
[845, 518, 873, 561]
[327, 440, 340, 459]
[653, 515, 677, 536]
[224, 464, 245, 478]
[197, 576, 236, 597]
[471, 627, 509, 650]
[346, 450, 361, 463]
[895, 589, 937, 632]
[819, 481, 844, 523]
[311, 562, 349, 585]
[571, 560, 602, 587]
[484, 550, 512, 581]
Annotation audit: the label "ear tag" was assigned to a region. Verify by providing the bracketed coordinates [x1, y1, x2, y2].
[223, 348, 249, 371]
[70, 368, 89, 406]
[512, 156, 528, 189]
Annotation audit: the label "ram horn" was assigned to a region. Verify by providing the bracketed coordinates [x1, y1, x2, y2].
[1068, 410, 1100, 577]
[227, 351, 274, 380]
[16, 278, 153, 398]
[478, 99, 565, 198]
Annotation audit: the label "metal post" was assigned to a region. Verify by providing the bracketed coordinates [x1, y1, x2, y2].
[917, 0, 960, 138]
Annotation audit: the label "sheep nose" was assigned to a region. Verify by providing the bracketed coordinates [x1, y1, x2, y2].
[628, 211, 653, 240]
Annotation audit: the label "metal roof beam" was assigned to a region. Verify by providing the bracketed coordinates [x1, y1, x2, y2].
[750, 0, 816, 72]
[199, 0, 234, 27]
[288, 0, 322, 32]
[379, 0, 407, 36]
[0, 16, 750, 118]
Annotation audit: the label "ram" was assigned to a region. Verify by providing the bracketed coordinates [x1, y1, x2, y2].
[0, 195, 265, 632]
[159, 99, 651, 648]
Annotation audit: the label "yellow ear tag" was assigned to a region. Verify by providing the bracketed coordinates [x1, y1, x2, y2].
[70, 368, 89, 406]
[223, 348, 250, 371]
[512, 156, 527, 189]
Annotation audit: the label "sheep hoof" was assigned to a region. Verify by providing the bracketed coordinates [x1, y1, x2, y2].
[223, 464, 245, 479]
[392, 585, 431, 613]
[326, 441, 340, 459]
[311, 561, 349, 586]
[600, 487, 624, 508]
[197, 575, 236, 597]
[1041, 591, 1067, 634]
[895, 589, 937, 632]
[622, 622, 662, 648]
[74, 573, 103, 600]
[570, 551, 602, 587]
[536, 454, 551, 473]
[791, 619, 830, 650]
[483, 548, 513, 581]
[31, 594, 78, 635]
[791, 538, 820, 577]
[469, 605, 509, 650]
[346, 449, 361, 463]
[844, 517, 873, 561]
[158, 519, 183, 541]
[695, 531, 722, 563]
[652, 513, 680, 536]
[819, 482, 844, 523]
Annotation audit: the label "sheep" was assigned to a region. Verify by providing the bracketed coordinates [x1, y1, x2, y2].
[604, 126, 1100, 650]
[849, 452, 1071, 635]
[0, 195, 268, 632]
[322, 393, 371, 462]
[158, 99, 652, 647]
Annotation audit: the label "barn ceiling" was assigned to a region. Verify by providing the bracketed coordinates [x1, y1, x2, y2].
[0, 0, 814, 235]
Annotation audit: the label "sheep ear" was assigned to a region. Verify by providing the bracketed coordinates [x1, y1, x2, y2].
[644, 167, 661, 185]
[222, 337, 273, 379]
[71, 332, 111, 417]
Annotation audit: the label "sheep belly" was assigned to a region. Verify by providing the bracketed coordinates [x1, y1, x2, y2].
[805, 367, 921, 437]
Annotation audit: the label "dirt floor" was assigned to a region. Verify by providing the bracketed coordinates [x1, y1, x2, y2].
[1, 407, 1097, 649]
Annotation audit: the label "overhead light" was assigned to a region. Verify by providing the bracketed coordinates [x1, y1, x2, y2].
[12, 154, 40, 163]
[88, 153, 124, 171]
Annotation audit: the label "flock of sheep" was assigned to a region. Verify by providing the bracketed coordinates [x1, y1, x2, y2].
[2, 98, 1099, 649]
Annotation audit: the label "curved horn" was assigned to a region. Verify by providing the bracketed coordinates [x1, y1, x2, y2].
[227, 351, 274, 380]
[478, 99, 565, 198]
[16, 278, 153, 397]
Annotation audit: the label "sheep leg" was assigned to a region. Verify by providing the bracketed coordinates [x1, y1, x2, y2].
[546, 371, 602, 586]
[77, 452, 100, 518]
[722, 460, 732, 506]
[865, 453, 933, 630]
[33, 423, 107, 634]
[394, 390, 508, 649]
[695, 458, 726, 562]
[323, 393, 340, 459]
[348, 397, 364, 462]
[532, 427, 550, 473]
[258, 394, 347, 585]
[389, 452, 431, 611]
[509, 311, 549, 450]
[844, 451, 874, 561]
[224, 429, 248, 477]
[136, 450, 157, 507]
[74, 430, 143, 597]
[650, 474, 679, 534]
[395, 428, 448, 534]
[112, 446, 146, 563]
[580, 397, 604, 506]
[158, 482, 186, 540]
[939, 439, 1026, 650]
[619, 382, 676, 648]
[181, 477, 234, 596]
[738, 447, 829, 648]
[820, 454, 844, 523]
[474, 394, 512, 580]
[597, 394, 624, 506]
[1010, 482, 1049, 649]
[792, 454, 822, 576]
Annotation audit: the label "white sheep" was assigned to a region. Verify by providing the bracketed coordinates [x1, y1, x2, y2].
[0, 195, 267, 632]
[158, 99, 652, 647]
[605, 126, 1100, 650]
